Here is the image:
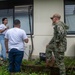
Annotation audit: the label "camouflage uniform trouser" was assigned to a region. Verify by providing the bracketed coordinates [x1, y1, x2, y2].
[46, 44, 66, 75]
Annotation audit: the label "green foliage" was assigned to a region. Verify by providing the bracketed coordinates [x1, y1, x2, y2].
[0, 61, 9, 75]
[0, 60, 48, 75]
[64, 57, 75, 66]
[64, 57, 75, 75]
[0, 57, 75, 75]
[29, 72, 47, 75]
[22, 58, 46, 66]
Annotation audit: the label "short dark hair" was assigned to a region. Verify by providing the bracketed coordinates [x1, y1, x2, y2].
[14, 19, 20, 25]
[2, 18, 7, 23]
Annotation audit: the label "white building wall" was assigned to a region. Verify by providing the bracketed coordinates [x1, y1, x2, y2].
[0, 0, 75, 57]
[33, 0, 75, 57]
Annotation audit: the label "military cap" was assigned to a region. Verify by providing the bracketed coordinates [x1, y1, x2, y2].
[50, 13, 61, 19]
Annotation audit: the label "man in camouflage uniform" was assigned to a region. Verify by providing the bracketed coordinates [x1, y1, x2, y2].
[46, 14, 69, 75]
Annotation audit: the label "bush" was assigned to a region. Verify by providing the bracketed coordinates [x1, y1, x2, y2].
[0, 57, 75, 75]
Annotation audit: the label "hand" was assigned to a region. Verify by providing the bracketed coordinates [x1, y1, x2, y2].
[52, 56, 55, 61]
[6, 50, 9, 53]
[46, 57, 55, 67]
[46, 44, 49, 48]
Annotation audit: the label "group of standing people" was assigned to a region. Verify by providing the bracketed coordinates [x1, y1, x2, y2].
[0, 13, 69, 75]
[0, 18, 28, 75]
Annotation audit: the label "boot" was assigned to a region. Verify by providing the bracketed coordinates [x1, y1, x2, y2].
[46, 56, 55, 67]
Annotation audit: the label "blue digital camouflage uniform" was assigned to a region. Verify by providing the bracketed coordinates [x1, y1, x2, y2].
[46, 21, 69, 75]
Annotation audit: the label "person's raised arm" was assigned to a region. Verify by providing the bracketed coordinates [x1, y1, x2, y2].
[0, 26, 9, 33]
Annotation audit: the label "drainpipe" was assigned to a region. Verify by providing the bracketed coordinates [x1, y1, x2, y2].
[28, 6, 34, 60]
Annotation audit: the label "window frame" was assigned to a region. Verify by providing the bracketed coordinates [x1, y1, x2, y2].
[0, 0, 34, 35]
[64, 0, 75, 35]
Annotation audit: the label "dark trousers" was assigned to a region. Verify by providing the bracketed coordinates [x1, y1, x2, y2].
[8, 48, 24, 72]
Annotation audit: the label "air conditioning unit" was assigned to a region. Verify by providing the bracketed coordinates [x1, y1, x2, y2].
[23, 44, 32, 60]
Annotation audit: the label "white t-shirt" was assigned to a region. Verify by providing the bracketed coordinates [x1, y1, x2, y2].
[0, 24, 7, 35]
[5, 27, 28, 51]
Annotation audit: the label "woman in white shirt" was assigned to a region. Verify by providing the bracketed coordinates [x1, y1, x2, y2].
[0, 18, 9, 61]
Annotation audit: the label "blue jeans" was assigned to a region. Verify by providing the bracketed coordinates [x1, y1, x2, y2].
[0, 34, 6, 60]
[8, 48, 24, 72]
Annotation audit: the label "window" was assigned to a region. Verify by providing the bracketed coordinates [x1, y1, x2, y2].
[0, 9, 13, 28]
[65, 0, 75, 34]
[0, 0, 33, 35]
[15, 5, 33, 35]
